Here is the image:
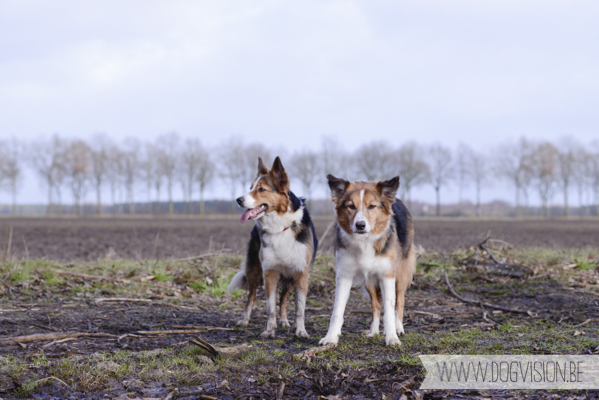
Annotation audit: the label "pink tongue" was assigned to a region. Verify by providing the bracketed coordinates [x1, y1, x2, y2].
[240, 209, 252, 223]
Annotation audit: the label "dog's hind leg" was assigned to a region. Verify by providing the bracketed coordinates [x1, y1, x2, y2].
[237, 232, 262, 326]
[365, 284, 382, 337]
[293, 270, 309, 338]
[278, 280, 292, 328]
[395, 246, 416, 335]
[261, 269, 279, 338]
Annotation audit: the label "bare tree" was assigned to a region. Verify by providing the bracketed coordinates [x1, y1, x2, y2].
[470, 149, 487, 217]
[530, 141, 558, 217]
[455, 143, 473, 215]
[494, 138, 533, 216]
[556, 136, 578, 217]
[320, 136, 348, 215]
[573, 146, 590, 217]
[121, 138, 140, 214]
[355, 141, 395, 181]
[178, 137, 207, 214]
[426, 143, 453, 217]
[395, 141, 429, 211]
[105, 143, 123, 215]
[139, 143, 155, 214]
[155, 132, 180, 215]
[29, 135, 66, 214]
[89, 133, 112, 215]
[0, 138, 23, 214]
[219, 136, 250, 214]
[590, 140, 599, 216]
[64, 139, 91, 215]
[196, 142, 214, 216]
[289, 148, 320, 209]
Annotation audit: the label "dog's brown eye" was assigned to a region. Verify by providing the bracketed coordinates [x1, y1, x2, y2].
[368, 204, 377, 209]
[347, 204, 356, 210]
[258, 187, 265, 192]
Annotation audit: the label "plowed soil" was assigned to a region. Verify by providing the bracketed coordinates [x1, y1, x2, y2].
[0, 216, 597, 261]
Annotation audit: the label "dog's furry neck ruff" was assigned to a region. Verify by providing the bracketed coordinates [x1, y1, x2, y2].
[257, 191, 303, 234]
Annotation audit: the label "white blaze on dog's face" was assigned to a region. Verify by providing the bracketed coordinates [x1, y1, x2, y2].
[327, 175, 400, 236]
[237, 157, 291, 223]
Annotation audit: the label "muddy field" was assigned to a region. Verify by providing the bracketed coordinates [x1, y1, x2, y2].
[0, 216, 598, 261]
[0, 217, 598, 399]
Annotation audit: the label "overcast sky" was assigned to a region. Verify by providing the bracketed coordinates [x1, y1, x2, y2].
[1, 1, 598, 206]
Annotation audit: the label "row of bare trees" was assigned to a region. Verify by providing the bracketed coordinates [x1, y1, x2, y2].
[22, 133, 214, 215]
[1, 134, 598, 217]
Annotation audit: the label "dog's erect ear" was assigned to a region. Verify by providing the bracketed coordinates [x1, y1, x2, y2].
[376, 176, 400, 203]
[257, 157, 269, 176]
[327, 174, 350, 204]
[271, 156, 289, 193]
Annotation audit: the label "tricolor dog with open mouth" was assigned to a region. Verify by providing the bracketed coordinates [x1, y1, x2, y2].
[319, 175, 416, 346]
[227, 157, 318, 338]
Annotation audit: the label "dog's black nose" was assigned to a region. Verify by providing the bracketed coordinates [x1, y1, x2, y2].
[355, 221, 366, 230]
[236, 197, 244, 207]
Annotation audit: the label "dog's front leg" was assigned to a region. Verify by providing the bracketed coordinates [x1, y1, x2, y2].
[261, 269, 279, 338]
[294, 271, 309, 338]
[319, 274, 353, 346]
[380, 277, 401, 346]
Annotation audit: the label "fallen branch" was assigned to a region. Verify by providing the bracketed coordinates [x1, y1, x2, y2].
[442, 270, 532, 315]
[172, 325, 236, 331]
[316, 220, 336, 255]
[42, 337, 77, 349]
[1, 332, 115, 345]
[293, 343, 336, 360]
[94, 297, 202, 311]
[482, 312, 499, 325]
[55, 270, 130, 284]
[479, 243, 502, 265]
[190, 336, 253, 360]
[94, 297, 151, 303]
[573, 319, 593, 327]
[276, 381, 286, 400]
[411, 311, 441, 318]
[137, 329, 206, 335]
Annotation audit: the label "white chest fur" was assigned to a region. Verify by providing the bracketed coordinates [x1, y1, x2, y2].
[260, 230, 308, 276]
[257, 206, 308, 276]
[336, 230, 393, 286]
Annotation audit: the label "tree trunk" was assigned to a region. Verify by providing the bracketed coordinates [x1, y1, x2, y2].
[12, 185, 17, 215]
[168, 181, 174, 215]
[96, 182, 102, 215]
[515, 185, 520, 218]
[475, 184, 481, 217]
[564, 186, 569, 217]
[435, 186, 440, 217]
[47, 181, 53, 215]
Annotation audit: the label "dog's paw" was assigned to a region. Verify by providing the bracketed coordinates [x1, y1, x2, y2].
[365, 330, 380, 337]
[295, 328, 309, 338]
[396, 320, 405, 335]
[279, 319, 291, 328]
[385, 335, 401, 346]
[260, 329, 276, 339]
[318, 336, 339, 346]
[236, 319, 249, 327]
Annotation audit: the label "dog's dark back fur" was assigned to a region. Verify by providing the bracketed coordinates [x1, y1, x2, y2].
[391, 199, 414, 258]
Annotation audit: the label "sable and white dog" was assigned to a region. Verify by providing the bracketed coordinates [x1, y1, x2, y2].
[319, 175, 416, 346]
[227, 157, 318, 338]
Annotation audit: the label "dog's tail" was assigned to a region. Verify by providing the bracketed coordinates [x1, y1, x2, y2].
[226, 267, 247, 296]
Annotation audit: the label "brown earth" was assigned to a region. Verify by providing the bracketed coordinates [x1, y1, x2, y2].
[1, 258, 598, 399]
[0, 216, 598, 261]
